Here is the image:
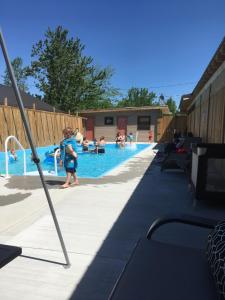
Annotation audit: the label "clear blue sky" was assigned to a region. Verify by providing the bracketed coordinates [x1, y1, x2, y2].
[1, 0, 225, 106]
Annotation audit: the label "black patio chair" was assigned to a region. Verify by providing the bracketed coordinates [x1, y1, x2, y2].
[160, 137, 202, 172]
[109, 214, 224, 300]
[0, 244, 22, 268]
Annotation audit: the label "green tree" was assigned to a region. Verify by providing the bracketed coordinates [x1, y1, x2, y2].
[116, 88, 156, 107]
[28, 26, 118, 112]
[166, 97, 177, 115]
[95, 66, 121, 108]
[3, 57, 28, 92]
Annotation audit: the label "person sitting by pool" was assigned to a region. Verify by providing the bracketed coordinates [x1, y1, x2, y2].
[93, 138, 97, 146]
[115, 132, 125, 148]
[96, 136, 106, 153]
[74, 128, 83, 144]
[127, 132, 134, 144]
[121, 134, 126, 148]
[9, 148, 17, 161]
[115, 132, 121, 145]
[91, 136, 106, 154]
[82, 137, 89, 152]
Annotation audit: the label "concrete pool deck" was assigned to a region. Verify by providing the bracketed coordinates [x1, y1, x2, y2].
[0, 146, 225, 299]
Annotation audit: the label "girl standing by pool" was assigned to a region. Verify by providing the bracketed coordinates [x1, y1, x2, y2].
[60, 127, 79, 188]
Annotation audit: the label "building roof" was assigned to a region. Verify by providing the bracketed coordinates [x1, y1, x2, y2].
[79, 105, 170, 114]
[179, 93, 192, 113]
[0, 85, 63, 112]
[191, 37, 225, 100]
[179, 37, 225, 112]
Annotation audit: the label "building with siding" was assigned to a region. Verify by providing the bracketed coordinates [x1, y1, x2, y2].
[79, 106, 171, 142]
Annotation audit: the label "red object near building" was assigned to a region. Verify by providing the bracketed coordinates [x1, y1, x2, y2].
[86, 117, 95, 140]
[117, 117, 128, 136]
[149, 130, 154, 142]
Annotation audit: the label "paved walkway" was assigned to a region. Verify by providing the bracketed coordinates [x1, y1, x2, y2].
[0, 147, 224, 300]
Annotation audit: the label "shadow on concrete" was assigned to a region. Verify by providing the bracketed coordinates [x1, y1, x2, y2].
[4, 157, 160, 189]
[0, 193, 31, 206]
[68, 160, 225, 300]
[45, 179, 65, 186]
[20, 254, 68, 267]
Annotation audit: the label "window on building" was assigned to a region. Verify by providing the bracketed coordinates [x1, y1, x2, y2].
[137, 116, 150, 130]
[104, 116, 114, 125]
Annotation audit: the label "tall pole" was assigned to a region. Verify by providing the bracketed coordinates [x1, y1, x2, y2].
[0, 29, 70, 267]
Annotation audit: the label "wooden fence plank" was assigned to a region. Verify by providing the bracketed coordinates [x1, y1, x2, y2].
[0, 107, 9, 148]
[0, 105, 83, 150]
[27, 110, 38, 147]
[3, 106, 16, 150]
[12, 108, 27, 148]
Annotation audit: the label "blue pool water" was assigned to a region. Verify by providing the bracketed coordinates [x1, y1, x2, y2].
[0, 143, 151, 178]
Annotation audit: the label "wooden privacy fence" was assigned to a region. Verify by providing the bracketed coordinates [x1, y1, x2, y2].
[157, 114, 187, 142]
[188, 85, 225, 144]
[187, 69, 225, 179]
[0, 105, 84, 151]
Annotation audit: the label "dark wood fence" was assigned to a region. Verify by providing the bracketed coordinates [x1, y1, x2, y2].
[187, 66, 225, 178]
[188, 84, 225, 144]
[157, 114, 187, 142]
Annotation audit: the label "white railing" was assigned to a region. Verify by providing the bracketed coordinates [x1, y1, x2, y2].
[54, 148, 60, 176]
[5, 135, 26, 178]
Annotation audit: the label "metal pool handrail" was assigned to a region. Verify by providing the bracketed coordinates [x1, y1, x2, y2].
[54, 148, 60, 176]
[5, 135, 26, 178]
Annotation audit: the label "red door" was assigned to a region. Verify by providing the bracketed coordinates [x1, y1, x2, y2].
[117, 117, 127, 136]
[86, 118, 94, 140]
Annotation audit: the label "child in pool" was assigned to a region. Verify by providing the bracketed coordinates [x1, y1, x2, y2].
[48, 147, 60, 157]
[115, 132, 125, 148]
[9, 148, 17, 161]
[60, 127, 79, 188]
[82, 137, 89, 152]
[127, 132, 134, 144]
[94, 136, 106, 154]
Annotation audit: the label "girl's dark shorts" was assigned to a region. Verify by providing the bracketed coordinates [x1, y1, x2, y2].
[65, 167, 76, 173]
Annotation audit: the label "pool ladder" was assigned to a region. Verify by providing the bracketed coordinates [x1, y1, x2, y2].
[5, 136, 60, 177]
[5, 135, 27, 178]
[54, 148, 60, 176]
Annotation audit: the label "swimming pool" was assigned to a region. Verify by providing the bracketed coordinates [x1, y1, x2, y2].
[0, 143, 151, 178]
